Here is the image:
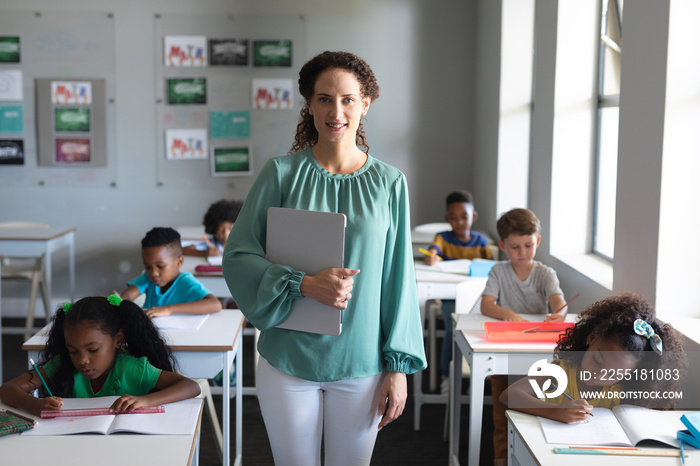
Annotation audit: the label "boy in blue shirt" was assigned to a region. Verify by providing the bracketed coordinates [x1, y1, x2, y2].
[121, 227, 221, 317]
[425, 190, 492, 394]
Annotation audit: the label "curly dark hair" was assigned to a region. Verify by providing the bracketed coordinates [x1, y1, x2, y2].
[39, 297, 175, 397]
[290, 51, 380, 154]
[555, 292, 687, 409]
[141, 227, 182, 255]
[446, 190, 474, 209]
[203, 199, 243, 236]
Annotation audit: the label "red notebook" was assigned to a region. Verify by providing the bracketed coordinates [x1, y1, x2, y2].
[483, 321, 574, 342]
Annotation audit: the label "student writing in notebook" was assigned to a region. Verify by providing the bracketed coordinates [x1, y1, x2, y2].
[0, 295, 201, 416]
[424, 189, 492, 394]
[182, 199, 242, 257]
[500, 293, 687, 421]
[223, 51, 426, 466]
[480, 208, 568, 466]
[121, 227, 221, 317]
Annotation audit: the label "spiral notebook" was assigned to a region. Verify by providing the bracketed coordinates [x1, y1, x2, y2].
[266, 207, 346, 336]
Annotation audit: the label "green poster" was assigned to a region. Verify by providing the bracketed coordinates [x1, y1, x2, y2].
[54, 108, 90, 132]
[210, 110, 250, 139]
[212, 147, 251, 176]
[167, 78, 207, 105]
[253, 40, 292, 67]
[0, 106, 23, 133]
[0, 36, 20, 63]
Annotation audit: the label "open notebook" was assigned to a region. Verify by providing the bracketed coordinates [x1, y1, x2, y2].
[539, 404, 684, 448]
[22, 397, 202, 436]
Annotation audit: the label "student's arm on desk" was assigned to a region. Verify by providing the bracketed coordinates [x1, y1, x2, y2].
[480, 295, 527, 321]
[110, 370, 201, 412]
[0, 368, 64, 416]
[121, 285, 142, 302]
[545, 294, 567, 322]
[183, 244, 221, 257]
[500, 376, 593, 424]
[144, 294, 222, 318]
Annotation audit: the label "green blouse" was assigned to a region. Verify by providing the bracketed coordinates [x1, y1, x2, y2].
[223, 148, 427, 382]
[43, 353, 161, 398]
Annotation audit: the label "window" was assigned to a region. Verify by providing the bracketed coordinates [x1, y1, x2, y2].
[592, 0, 623, 260]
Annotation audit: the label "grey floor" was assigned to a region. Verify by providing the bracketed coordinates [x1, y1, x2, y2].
[1, 318, 495, 465]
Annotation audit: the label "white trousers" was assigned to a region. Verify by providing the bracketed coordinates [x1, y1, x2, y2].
[256, 357, 384, 466]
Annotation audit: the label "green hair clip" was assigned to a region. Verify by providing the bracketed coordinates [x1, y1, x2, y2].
[62, 302, 72, 313]
[107, 293, 123, 306]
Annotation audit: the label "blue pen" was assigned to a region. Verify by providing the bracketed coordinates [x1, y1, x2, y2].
[30, 357, 54, 398]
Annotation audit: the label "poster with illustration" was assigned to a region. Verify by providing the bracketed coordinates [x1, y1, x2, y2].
[253, 40, 292, 67]
[209, 39, 248, 66]
[54, 108, 90, 132]
[165, 129, 208, 160]
[252, 79, 293, 110]
[167, 78, 207, 105]
[55, 137, 91, 164]
[211, 146, 251, 176]
[0, 36, 20, 63]
[0, 70, 23, 101]
[164, 36, 207, 67]
[51, 81, 92, 105]
[0, 139, 24, 165]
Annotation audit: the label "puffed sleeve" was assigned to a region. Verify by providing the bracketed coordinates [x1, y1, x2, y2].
[222, 159, 305, 330]
[379, 174, 427, 374]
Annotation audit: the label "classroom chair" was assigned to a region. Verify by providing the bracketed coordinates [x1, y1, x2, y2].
[0, 221, 51, 339]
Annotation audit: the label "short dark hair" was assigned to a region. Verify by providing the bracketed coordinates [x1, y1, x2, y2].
[496, 208, 541, 240]
[141, 227, 182, 255]
[203, 200, 243, 236]
[446, 190, 474, 210]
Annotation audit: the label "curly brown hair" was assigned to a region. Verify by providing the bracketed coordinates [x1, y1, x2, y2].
[555, 292, 688, 409]
[290, 51, 380, 154]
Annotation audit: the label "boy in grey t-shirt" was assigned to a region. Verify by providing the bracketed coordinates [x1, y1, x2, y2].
[481, 208, 569, 466]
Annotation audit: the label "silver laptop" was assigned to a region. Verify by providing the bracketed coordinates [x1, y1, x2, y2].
[266, 207, 346, 335]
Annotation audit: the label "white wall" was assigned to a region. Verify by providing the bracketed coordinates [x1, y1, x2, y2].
[0, 0, 477, 307]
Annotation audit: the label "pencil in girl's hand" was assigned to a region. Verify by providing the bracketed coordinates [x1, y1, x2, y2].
[550, 381, 593, 416]
[200, 233, 216, 249]
[29, 358, 54, 398]
[419, 248, 443, 261]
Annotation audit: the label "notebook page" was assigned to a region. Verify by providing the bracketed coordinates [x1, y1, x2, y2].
[613, 404, 683, 448]
[538, 407, 632, 446]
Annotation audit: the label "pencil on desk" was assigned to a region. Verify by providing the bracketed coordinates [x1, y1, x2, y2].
[419, 248, 443, 261]
[550, 293, 580, 317]
[200, 233, 216, 249]
[554, 447, 685, 457]
[29, 358, 54, 398]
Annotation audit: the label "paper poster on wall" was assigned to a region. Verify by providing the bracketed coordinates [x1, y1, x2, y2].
[51, 81, 92, 105]
[55, 137, 91, 164]
[0, 36, 21, 63]
[0, 70, 23, 101]
[54, 108, 90, 132]
[253, 40, 292, 67]
[165, 129, 207, 160]
[0, 106, 23, 133]
[210, 110, 250, 139]
[211, 146, 252, 176]
[209, 39, 248, 66]
[252, 79, 293, 110]
[0, 139, 24, 165]
[167, 78, 207, 105]
[164, 36, 207, 67]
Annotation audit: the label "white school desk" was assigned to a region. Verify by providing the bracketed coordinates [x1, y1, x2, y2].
[0, 399, 203, 466]
[449, 312, 578, 466]
[22, 309, 245, 466]
[0, 226, 76, 305]
[182, 256, 231, 298]
[505, 409, 694, 466]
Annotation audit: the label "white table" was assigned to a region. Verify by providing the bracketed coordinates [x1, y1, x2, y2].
[449, 313, 577, 466]
[23, 309, 245, 466]
[182, 256, 231, 299]
[0, 226, 77, 304]
[0, 399, 203, 465]
[506, 409, 693, 465]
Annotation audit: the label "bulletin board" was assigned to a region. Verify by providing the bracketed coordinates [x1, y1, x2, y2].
[0, 11, 116, 187]
[153, 13, 306, 189]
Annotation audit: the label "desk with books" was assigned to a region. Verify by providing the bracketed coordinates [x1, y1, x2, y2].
[0, 398, 204, 466]
[22, 309, 245, 466]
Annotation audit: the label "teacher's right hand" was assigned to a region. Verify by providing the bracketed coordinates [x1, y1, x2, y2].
[300, 268, 360, 309]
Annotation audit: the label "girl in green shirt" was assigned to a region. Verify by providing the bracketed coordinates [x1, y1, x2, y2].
[0, 295, 201, 416]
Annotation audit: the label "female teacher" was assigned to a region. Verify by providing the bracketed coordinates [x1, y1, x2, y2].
[222, 50, 426, 466]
